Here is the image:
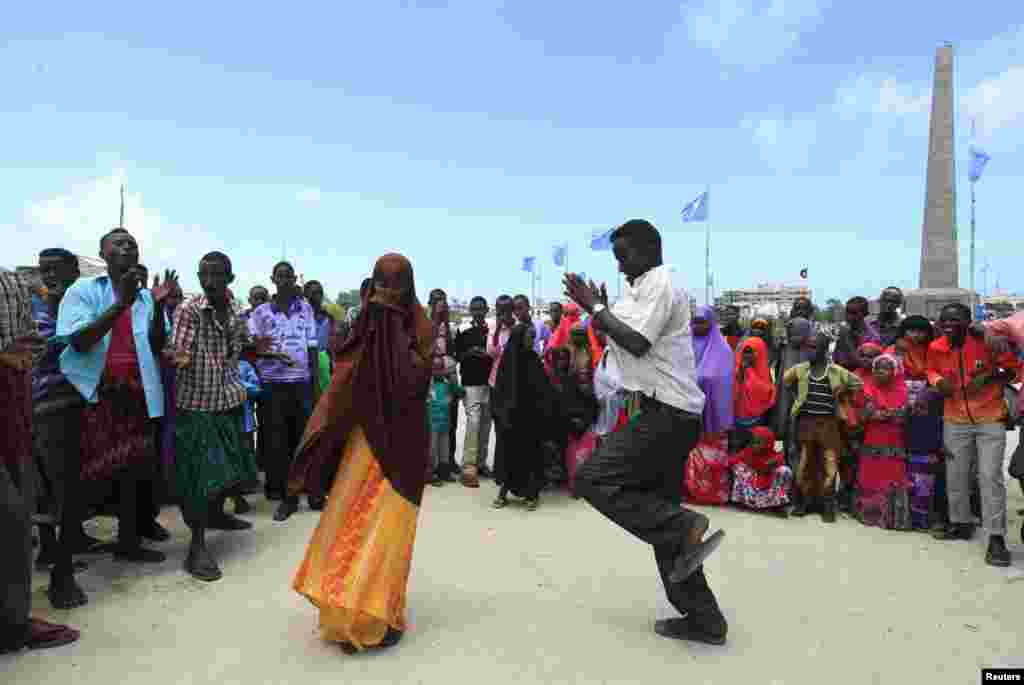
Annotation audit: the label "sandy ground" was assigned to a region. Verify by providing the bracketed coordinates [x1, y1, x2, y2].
[4, 411, 1022, 685]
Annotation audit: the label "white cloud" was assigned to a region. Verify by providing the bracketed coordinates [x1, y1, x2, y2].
[686, 0, 823, 68]
[15, 171, 218, 288]
[741, 114, 818, 171]
[962, 65, 1024, 138]
[296, 187, 322, 206]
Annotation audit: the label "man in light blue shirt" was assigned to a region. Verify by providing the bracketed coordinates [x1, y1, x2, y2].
[57, 227, 178, 564]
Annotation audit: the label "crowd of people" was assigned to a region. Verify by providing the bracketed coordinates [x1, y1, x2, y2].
[2, 219, 1022, 656]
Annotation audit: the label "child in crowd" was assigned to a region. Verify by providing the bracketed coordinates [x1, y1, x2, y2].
[729, 427, 792, 516]
[427, 374, 465, 487]
[783, 332, 863, 522]
[235, 359, 263, 514]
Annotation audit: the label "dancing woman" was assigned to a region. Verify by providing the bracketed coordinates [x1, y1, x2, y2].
[289, 254, 434, 653]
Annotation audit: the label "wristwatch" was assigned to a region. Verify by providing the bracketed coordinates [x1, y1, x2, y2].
[592, 303, 607, 316]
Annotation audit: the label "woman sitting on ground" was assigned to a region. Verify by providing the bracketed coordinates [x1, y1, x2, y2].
[729, 426, 792, 516]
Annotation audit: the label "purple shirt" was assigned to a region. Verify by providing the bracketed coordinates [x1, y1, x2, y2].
[247, 298, 318, 383]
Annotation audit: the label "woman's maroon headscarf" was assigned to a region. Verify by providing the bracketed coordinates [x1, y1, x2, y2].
[289, 253, 434, 505]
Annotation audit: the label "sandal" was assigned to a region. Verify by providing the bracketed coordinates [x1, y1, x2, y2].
[26, 618, 80, 650]
[526, 498, 539, 511]
[492, 496, 508, 509]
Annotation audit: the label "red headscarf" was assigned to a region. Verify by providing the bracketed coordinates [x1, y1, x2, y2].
[730, 427, 783, 488]
[587, 325, 605, 370]
[544, 302, 581, 373]
[862, 353, 907, 411]
[734, 337, 776, 420]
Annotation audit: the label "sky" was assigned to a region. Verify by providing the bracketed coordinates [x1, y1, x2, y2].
[2, 1, 1022, 307]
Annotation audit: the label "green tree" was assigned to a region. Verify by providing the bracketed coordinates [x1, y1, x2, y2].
[336, 289, 362, 308]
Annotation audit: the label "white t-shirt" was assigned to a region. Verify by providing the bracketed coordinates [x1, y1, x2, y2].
[604, 265, 705, 415]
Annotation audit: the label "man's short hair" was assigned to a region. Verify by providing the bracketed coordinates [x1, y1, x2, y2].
[846, 296, 869, 310]
[201, 251, 233, 275]
[610, 219, 662, 258]
[470, 296, 488, 306]
[39, 248, 79, 270]
[360, 278, 372, 296]
[304, 279, 322, 290]
[99, 227, 132, 251]
[513, 294, 530, 306]
[272, 261, 294, 276]
[940, 302, 971, 321]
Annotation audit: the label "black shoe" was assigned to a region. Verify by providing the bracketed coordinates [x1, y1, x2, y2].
[791, 496, 807, 517]
[208, 512, 254, 531]
[308, 495, 326, 511]
[233, 496, 252, 515]
[821, 498, 837, 523]
[273, 498, 299, 522]
[265, 488, 283, 502]
[654, 617, 727, 646]
[985, 535, 1012, 567]
[113, 545, 167, 563]
[139, 521, 172, 542]
[669, 514, 725, 584]
[48, 573, 89, 610]
[185, 548, 223, 582]
[933, 523, 975, 541]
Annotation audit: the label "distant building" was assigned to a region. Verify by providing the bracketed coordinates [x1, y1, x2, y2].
[717, 283, 811, 320]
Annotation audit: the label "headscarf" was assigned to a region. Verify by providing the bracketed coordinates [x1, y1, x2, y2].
[731, 426, 783, 474]
[690, 305, 734, 434]
[586, 325, 605, 370]
[548, 302, 581, 352]
[734, 337, 776, 419]
[863, 353, 907, 411]
[492, 323, 553, 430]
[288, 254, 433, 505]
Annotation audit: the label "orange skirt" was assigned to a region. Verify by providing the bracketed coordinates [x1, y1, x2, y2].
[292, 425, 420, 650]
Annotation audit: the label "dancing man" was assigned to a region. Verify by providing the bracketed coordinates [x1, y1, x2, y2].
[563, 219, 727, 646]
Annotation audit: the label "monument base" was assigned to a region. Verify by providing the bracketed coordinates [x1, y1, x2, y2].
[903, 288, 974, 320]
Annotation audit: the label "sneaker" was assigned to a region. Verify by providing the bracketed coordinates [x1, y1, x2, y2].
[985, 535, 1012, 567]
[821, 497, 837, 523]
[273, 498, 299, 522]
[932, 523, 975, 541]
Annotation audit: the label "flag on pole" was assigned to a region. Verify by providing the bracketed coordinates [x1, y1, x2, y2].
[800, 268, 808, 279]
[681, 190, 709, 223]
[589, 227, 614, 251]
[522, 256, 536, 273]
[968, 145, 990, 183]
[577, 272, 587, 283]
[552, 243, 568, 267]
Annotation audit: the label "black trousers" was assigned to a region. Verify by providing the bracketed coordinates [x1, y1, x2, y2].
[1, 458, 32, 651]
[264, 382, 312, 499]
[33, 408, 84, 577]
[446, 400, 459, 474]
[574, 399, 725, 625]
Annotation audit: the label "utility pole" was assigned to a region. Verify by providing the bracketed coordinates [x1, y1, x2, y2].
[119, 184, 126, 227]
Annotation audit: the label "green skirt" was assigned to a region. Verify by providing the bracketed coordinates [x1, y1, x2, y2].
[174, 407, 258, 520]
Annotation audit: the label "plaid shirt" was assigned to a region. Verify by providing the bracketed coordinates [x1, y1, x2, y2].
[172, 295, 249, 412]
[0, 271, 35, 353]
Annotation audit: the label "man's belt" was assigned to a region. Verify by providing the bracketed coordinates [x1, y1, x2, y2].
[635, 392, 699, 421]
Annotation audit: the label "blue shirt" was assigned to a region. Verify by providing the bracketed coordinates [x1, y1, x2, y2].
[56, 275, 167, 418]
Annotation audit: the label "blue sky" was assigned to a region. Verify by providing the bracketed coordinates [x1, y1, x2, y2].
[2, 1, 1022, 306]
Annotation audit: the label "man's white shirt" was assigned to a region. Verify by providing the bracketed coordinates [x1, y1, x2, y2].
[604, 265, 705, 415]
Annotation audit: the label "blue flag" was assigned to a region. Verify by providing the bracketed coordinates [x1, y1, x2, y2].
[552, 243, 568, 267]
[681, 190, 709, 222]
[522, 256, 535, 273]
[589, 227, 614, 251]
[968, 145, 990, 183]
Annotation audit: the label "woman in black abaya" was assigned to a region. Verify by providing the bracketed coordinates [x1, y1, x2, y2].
[491, 323, 555, 511]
